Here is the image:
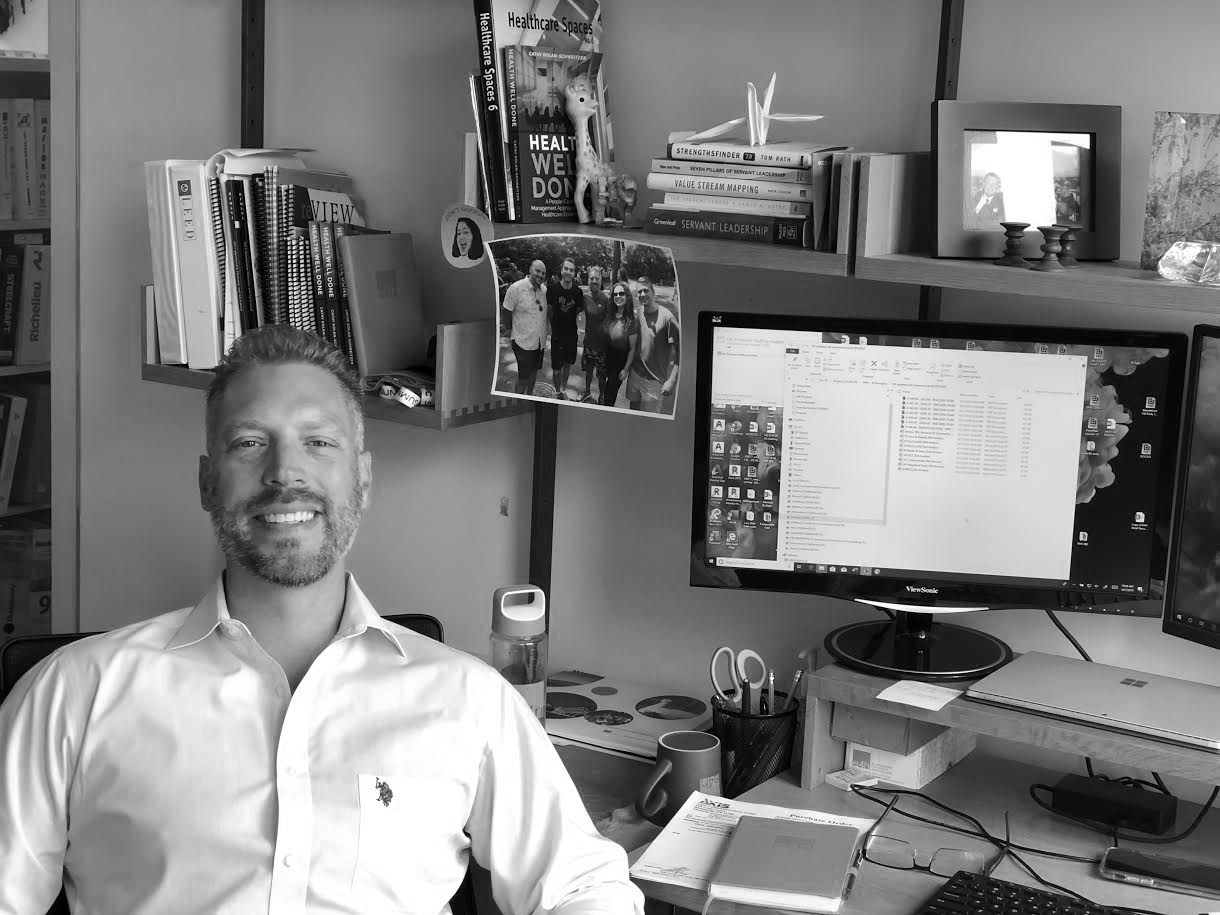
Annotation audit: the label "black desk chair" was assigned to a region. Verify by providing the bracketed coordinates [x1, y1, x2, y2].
[2, 618, 477, 915]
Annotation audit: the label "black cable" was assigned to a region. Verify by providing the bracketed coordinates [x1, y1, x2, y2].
[1044, 608, 1092, 661]
[850, 784, 1162, 914]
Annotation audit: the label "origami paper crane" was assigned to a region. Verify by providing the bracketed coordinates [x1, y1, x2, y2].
[682, 73, 823, 147]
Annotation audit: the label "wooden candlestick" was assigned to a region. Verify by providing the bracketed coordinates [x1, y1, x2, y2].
[1055, 223, 1082, 268]
[994, 222, 1032, 267]
[1031, 226, 1066, 272]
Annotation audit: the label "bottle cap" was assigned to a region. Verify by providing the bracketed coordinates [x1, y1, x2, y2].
[492, 584, 546, 637]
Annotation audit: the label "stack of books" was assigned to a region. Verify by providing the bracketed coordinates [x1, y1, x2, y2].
[643, 133, 846, 249]
[144, 151, 382, 374]
[468, 0, 613, 224]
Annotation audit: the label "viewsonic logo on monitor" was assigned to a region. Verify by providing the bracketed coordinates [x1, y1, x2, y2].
[906, 586, 940, 594]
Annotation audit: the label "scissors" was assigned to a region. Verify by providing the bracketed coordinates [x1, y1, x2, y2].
[709, 645, 768, 712]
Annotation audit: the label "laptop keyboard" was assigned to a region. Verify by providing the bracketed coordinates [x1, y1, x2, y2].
[914, 870, 1136, 915]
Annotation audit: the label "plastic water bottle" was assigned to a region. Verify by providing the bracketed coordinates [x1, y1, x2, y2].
[490, 585, 548, 725]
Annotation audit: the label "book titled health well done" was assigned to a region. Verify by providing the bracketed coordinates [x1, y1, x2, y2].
[706, 815, 864, 913]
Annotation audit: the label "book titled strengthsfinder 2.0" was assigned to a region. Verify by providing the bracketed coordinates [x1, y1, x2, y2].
[667, 133, 848, 168]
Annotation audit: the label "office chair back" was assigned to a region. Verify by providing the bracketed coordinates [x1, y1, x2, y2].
[1, 633, 98, 703]
[4, 617, 476, 915]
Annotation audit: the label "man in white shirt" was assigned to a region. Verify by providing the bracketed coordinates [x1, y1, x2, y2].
[502, 258, 549, 394]
[0, 325, 644, 915]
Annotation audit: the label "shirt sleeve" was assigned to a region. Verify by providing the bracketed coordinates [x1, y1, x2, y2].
[466, 671, 644, 915]
[0, 652, 80, 913]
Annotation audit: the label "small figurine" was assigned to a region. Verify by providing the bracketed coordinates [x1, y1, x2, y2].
[564, 74, 635, 226]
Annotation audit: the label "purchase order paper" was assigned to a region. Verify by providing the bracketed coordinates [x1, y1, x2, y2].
[629, 791, 874, 891]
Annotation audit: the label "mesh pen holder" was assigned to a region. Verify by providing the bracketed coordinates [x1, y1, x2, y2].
[711, 691, 799, 798]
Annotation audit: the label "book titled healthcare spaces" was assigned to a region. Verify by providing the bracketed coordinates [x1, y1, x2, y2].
[708, 815, 865, 913]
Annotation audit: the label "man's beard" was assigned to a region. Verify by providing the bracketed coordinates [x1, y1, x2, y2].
[210, 482, 364, 588]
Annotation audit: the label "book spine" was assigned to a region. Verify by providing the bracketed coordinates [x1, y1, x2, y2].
[277, 184, 292, 322]
[306, 220, 329, 342]
[33, 98, 48, 219]
[13, 244, 47, 365]
[502, 44, 521, 220]
[466, 75, 495, 217]
[0, 246, 24, 362]
[223, 179, 256, 332]
[666, 140, 811, 168]
[240, 175, 268, 326]
[472, 0, 512, 221]
[0, 393, 27, 512]
[331, 222, 358, 374]
[143, 161, 185, 364]
[660, 191, 811, 217]
[650, 157, 813, 184]
[10, 99, 34, 220]
[644, 205, 810, 248]
[205, 175, 227, 344]
[169, 164, 220, 370]
[318, 221, 344, 355]
[0, 102, 12, 221]
[646, 171, 815, 202]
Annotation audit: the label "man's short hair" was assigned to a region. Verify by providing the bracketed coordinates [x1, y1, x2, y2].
[561, 257, 576, 271]
[636, 276, 655, 291]
[587, 265, 603, 281]
[205, 325, 365, 452]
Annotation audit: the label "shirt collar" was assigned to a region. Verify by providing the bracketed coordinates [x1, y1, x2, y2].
[165, 573, 407, 658]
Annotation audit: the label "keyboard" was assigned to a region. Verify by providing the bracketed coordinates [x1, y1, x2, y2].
[914, 870, 1136, 915]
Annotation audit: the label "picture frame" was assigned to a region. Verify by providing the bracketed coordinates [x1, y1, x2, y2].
[933, 101, 1121, 260]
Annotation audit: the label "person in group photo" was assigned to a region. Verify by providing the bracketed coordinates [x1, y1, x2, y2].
[626, 276, 679, 414]
[966, 170, 1005, 230]
[501, 258, 548, 395]
[547, 257, 584, 400]
[0, 325, 643, 914]
[601, 279, 638, 408]
[450, 216, 485, 262]
[580, 265, 611, 404]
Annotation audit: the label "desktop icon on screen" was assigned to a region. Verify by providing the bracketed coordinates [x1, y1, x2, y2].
[1134, 511, 1146, 523]
[713, 418, 725, 432]
[1145, 396, 1156, 410]
[710, 485, 723, 499]
[712, 441, 725, 455]
[1079, 531, 1089, 543]
[1089, 393, 1100, 407]
[1087, 417, 1099, 431]
[1141, 443, 1152, 456]
[1085, 441, 1096, 453]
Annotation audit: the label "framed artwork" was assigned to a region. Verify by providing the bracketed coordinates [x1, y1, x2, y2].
[933, 101, 1121, 260]
[1141, 111, 1220, 270]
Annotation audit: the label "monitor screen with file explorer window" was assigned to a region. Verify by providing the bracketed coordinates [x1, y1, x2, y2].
[690, 312, 1187, 680]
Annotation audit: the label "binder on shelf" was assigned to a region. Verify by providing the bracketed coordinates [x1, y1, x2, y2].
[338, 232, 430, 377]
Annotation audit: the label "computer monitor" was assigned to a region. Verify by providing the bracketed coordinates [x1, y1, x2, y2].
[1162, 323, 1220, 650]
[691, 311, 1188, 681]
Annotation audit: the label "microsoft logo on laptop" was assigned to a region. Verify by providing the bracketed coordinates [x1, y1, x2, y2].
[1120, 677, 1148, 688]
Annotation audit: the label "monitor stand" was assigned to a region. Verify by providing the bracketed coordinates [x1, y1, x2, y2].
[825, 609, 1013, 682]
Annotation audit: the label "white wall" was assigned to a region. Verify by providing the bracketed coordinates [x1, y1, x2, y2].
[76, 0, 1220, 791]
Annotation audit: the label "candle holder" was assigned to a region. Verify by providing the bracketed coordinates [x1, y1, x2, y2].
[1055, 224, 1082, 268]
[994, 222, 1032, 267]
[1031, 226, 1066, 272]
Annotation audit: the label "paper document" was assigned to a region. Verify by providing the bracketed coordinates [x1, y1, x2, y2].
[629, 791, 873, 891]
[875, 680, 962, 711]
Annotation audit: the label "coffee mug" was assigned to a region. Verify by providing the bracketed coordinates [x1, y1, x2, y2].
[635, 730, 722, 826]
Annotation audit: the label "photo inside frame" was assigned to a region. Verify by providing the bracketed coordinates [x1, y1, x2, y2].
[961, 130, 1093, 232]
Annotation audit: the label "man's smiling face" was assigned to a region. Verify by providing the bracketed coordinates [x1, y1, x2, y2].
[199, 363, 371, 588]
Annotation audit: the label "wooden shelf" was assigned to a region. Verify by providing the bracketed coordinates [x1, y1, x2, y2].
[0, 362, 49, 377]
[803, 661, 1220, 785]
[494, 222, 850, 277]
[856, 252, 1220, 314]
[0, 218, 50, 232]
[142, 363, 531, 431]
[0, 56, 49, 73]
[0, 502, 50, 518]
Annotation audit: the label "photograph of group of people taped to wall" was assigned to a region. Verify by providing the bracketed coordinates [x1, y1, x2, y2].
[490, 234, 681, 417]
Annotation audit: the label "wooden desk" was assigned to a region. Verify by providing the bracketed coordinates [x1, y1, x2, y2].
[632, 753, 1220, 915]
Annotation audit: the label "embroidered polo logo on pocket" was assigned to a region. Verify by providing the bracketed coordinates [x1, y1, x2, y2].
[374, 776, 393, 807]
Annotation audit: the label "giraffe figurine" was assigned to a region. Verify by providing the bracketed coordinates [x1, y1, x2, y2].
[564, 74, 635, 226]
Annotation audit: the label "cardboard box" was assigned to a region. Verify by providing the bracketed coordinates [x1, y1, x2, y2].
[830, 703, 948, 755]
[844, 727, 976, 789]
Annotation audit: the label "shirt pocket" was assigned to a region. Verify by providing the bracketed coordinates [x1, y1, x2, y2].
[351, 771, 470, 905]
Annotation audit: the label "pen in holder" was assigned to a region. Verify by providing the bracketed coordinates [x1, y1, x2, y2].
[711, 690, 800, 798]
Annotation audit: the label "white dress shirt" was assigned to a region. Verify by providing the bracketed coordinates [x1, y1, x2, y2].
[0, 575, 644, 915]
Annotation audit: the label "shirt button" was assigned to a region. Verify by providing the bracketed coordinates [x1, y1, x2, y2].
[283, 853, 299, 869]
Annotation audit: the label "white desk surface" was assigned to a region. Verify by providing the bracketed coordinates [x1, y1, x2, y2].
[632, 751, 1220, 915]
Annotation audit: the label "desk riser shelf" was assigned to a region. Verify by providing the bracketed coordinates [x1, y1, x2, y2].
[494, 222, 850, 277]
[801, 663, 1220, 786]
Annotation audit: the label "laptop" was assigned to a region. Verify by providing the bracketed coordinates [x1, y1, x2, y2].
[965, 651, 1220, 751]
